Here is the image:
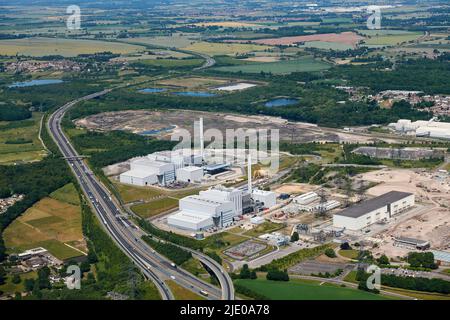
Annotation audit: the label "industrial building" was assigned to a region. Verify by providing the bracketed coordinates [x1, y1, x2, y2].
[294, 192, 320, 205]
[431, 250, 450, 266]
[167, 154, 277, 232]
[389, 119, 450, 140]
[394, 236, 430, 250]
[252, 189, 277, 208]
[120, 157, 175, 187]
[333, 191, 415, 231]
[167, 195, 234, 231]
[176, 166, 204, 183]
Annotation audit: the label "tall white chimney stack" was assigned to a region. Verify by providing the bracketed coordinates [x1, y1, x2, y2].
[248, 153, 252, 194]
[199, 117, 204, 161]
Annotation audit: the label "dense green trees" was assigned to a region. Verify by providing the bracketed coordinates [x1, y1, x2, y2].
[0, 104, 31, 121]
[407, 252, 437, 269]
[325, 248, 337, 258]
[142, 236, 192, 265]
[266, 269, 289, 281]
[70, 130, 176, 168]
[290, 232, 299, 242]
[239, 264, 257, 280]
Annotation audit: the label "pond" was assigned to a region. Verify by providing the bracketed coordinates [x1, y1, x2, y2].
[139, 126, 176, 135]
[265, 98, 299, 108]
[172, 91, 217, 97]
[139, 88, 167, 93]
[8, 79, 64, 88]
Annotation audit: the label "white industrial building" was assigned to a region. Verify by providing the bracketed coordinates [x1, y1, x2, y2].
[119, 169, 158, 187]
[120, 157, 175, 187]
[252, 189, 277, 208]
[199, 186, 244, 216]
[176, 166, 204, 183]
[167, 153, 278, 232]
[294, 192, 320, 205]
[333, 191, 415, 231]
[167, 195, 234, 231]
[389, 119, 450, 140]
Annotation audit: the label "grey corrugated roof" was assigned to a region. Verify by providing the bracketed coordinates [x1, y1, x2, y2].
[334, 191, 413, 218]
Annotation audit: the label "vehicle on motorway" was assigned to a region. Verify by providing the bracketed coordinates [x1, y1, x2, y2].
[200, 290, 209, 297]
[171, 263, 176, 268]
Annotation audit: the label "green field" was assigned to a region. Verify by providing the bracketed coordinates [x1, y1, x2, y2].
[214, 56, 330, 74]
[338, 249, 359, 260]
[131, 197, 179, 219]
[0, 113, 47, 165]
[3, 185, 86, 261]
[235, 278, 390, 300]
[136, 58, 204, 68]
[123, 33, 200, 48]
[50, 183, 80, 205]
[182, 41, 272, 56]
[0, 271, 37, 296]
[0, 37, 144, 57]
[301, 41, 354, 51]
[363, 32, 422, 46]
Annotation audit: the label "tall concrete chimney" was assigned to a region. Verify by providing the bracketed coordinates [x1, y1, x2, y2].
[199, 117, 204, 161]
[248, 153, 252, 194]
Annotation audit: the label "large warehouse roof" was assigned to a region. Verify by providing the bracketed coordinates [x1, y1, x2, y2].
[335, 191, 413, 218]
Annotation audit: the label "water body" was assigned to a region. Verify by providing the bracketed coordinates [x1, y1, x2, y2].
[139, 126, 176, 135]
[265, 98, 299, 108]
[8, 79, 64, 88]
[172, 91, 217, 97]
[139, 88, 167, 93]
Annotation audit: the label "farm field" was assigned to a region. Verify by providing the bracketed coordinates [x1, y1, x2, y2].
[131, 197, 179, 219]
[300, 41, 354, 51]
[135, 58, 204, 68]
[157, 76, 229, 88]
[3, 185, 86, 261]
[214, 56, 330, 74]
[0, 37, 144, 57]
[122, 33, 200, 48]
[181, 42, 272, 56]
[363, 33, 423, 46]
[0, 113, 47, 165]
[193, 21, 264, 28]
[247, 32, 364, 46]
[235, 278, 390, 300]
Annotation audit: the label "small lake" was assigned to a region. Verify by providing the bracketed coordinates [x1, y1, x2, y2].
[139, 126, 176, 135]
[8, 79, 64, 88]
[172, 91, 217, 97]
[139, 88, 167, 93]
[265, 98, 299, 108]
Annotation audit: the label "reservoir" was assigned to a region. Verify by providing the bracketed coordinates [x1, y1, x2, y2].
[8, 79, 64, 88]
[265, 98, 299, 107]
[139, 88, 167, 93]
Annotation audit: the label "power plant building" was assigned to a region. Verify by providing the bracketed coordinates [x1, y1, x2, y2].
[333, 191, 415, 231]
[167, 195, 234, 231]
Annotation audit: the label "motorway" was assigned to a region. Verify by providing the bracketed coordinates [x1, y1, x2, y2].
[47, 90, 234, 300]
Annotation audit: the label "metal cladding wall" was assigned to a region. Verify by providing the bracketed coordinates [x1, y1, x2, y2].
[333, 193, 415, 231]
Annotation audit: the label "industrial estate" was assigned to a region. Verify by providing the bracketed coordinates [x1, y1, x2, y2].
[0, 0, 449, 306]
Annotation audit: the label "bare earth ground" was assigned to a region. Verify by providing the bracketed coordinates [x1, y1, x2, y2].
[75, 109, 339, 143]
[359, 168, 450, 257]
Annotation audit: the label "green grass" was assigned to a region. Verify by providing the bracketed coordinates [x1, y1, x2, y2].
[0, 113, 46, 165]
[33, 239, 83, 261]
[166, 280, 206, 300]
[338, 249, 359, 260]
[113, 182, 165, 203]
[244, 221, 284, 237]
[50, 183, 80, 205]
[235, 278, 390, 300]
[131, 197, 178, 219]
[136, 58, 204, 68]
[0, 37, 144, 57]
[181, 257, 208, 276]
[363, 33, 422, 46]
[214, 56, 330, 74]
